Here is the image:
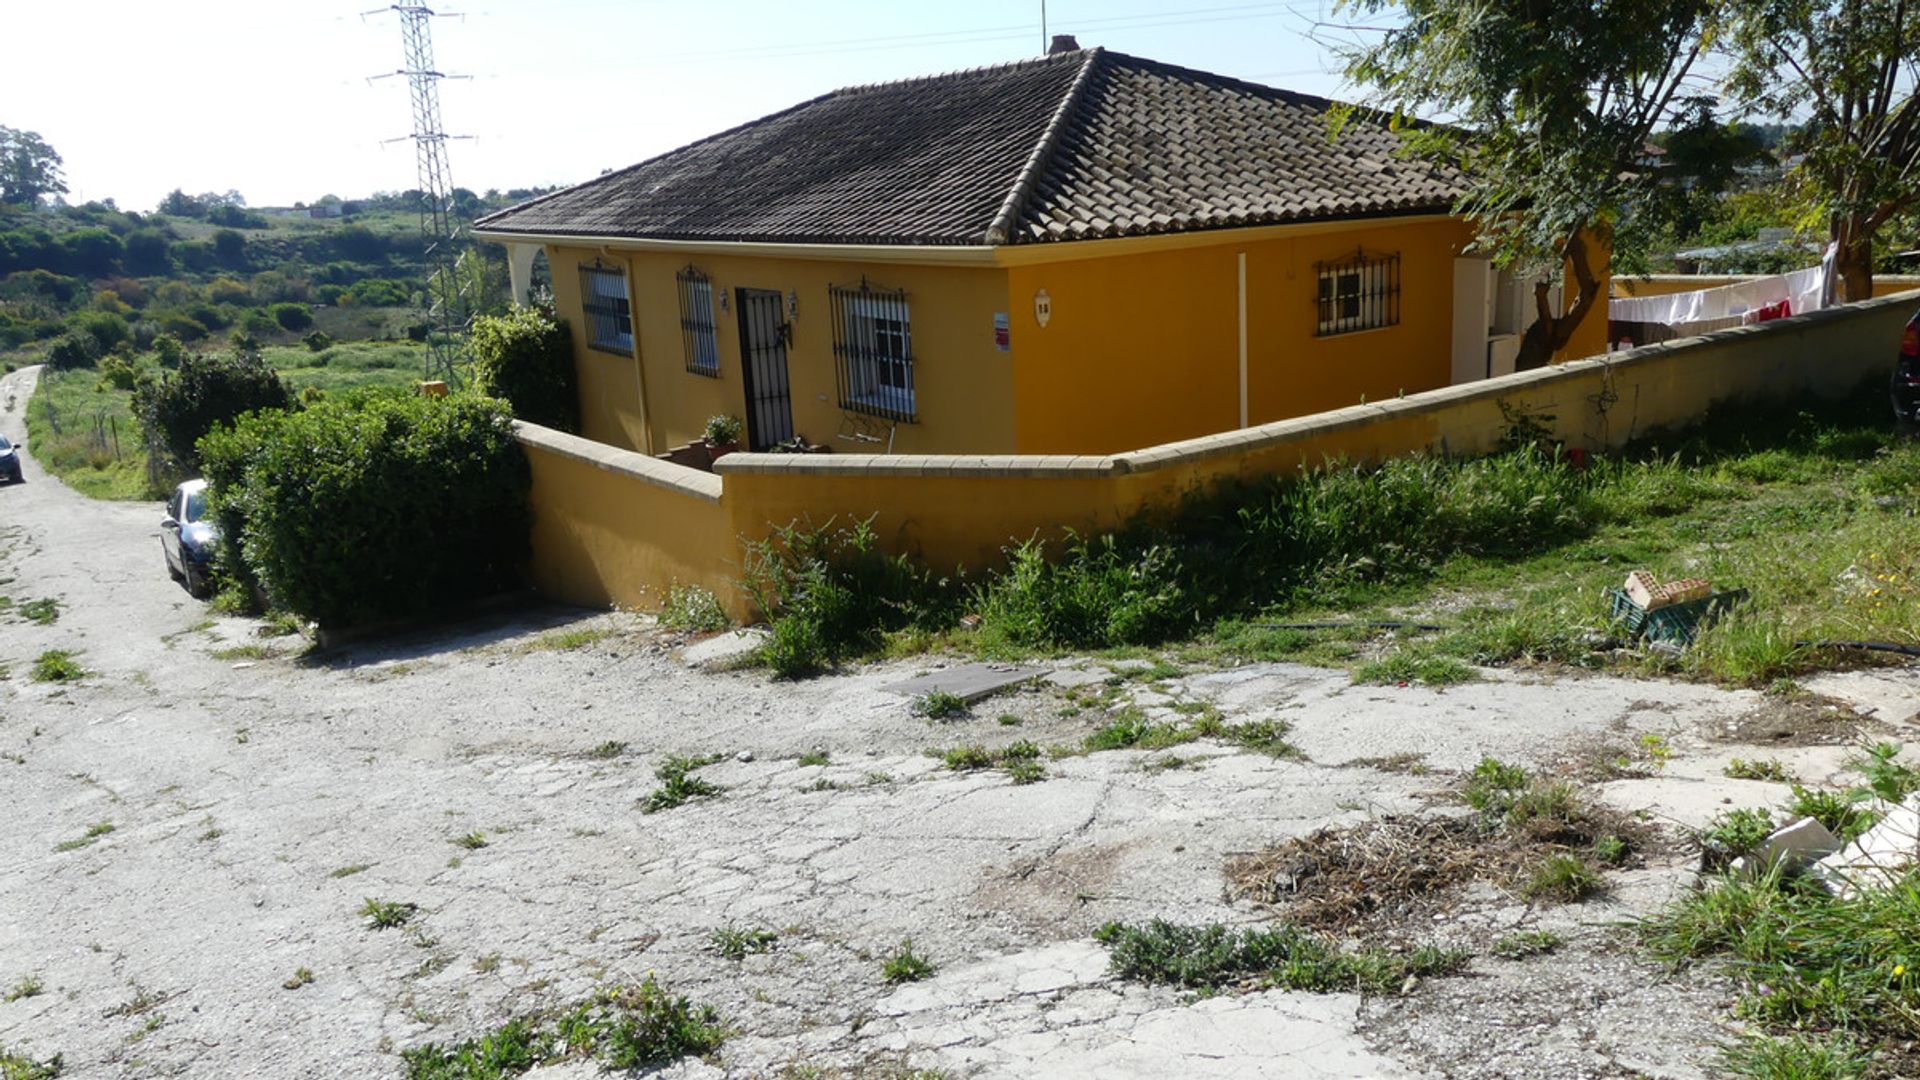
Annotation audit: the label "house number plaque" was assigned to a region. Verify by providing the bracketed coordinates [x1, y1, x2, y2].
[1034, 288, 1052, 327]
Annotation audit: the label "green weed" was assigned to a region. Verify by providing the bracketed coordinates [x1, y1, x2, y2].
[1720, 1031, 1870, 1080]
[1522, 854, 1603, 902]
[5, 975, 43, 1002]
[797, 750, 831, 767]
[880, 940, 936, 984]
[1725, 758, 1794, 783]
[641, 755, 722, 814]
[17, 599, 58, 625]
[282, 967, 314, 990]
[361, 898, 418, 930]
[329, 863, 371, 878]
[586, 740, 627, 760]
[1490, 930, 1562, 959]
[29, 650, 83, 683]
[1352, 650, 1479, 686]
[1094, 919, 1467, 993]
[52, 821, 113, 853]
[452, 832, 488, 850]
[910, 691, 968, 720]
[659, 585, 729, 633]
[709, 926, 778, 960]
[0, 1043, 63, 1080]
[401, 977, 723, 1079]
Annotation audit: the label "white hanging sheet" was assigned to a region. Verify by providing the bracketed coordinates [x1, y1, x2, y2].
[1609, 244, 1837, 332]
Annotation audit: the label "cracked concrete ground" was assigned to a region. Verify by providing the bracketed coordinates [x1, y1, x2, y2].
[2, 363, 1916, 1078]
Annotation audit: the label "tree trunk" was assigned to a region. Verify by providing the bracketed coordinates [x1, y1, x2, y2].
[1513, 231, 1603, 372]
[1833, 214, 1875, 302]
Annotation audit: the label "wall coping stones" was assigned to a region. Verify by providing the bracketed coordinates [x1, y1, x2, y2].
[513, 420, 723, 503]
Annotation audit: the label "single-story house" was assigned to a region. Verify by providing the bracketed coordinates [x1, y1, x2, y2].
[474, 40, 1608, 456]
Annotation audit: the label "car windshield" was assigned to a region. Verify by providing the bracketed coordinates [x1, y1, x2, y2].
[183, 489, 208, 522]
[0, 435, 11, 451]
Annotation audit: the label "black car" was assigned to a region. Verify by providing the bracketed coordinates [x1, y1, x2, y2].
[161, 479, 219, 597]
[1898, 306, 1920, 429]
[0, 434, 21, 484]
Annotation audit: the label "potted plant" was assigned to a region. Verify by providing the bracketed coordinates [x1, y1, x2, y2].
[703, 414, 744, 464]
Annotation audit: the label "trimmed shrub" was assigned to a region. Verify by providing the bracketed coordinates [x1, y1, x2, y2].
[45, 331, 101, 370]
[134, 350, 292, 472]
[199, 393, 530, 629]
[468, 306, 579, 432]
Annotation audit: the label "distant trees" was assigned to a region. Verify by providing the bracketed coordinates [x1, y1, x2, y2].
[0, 126, 66, 206]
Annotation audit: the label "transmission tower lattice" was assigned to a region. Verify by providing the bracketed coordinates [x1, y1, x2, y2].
[382, 2, 466, 386]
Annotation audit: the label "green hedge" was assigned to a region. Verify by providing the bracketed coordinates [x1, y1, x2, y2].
[468, 306, 579, 433]
[200, 392, 531, 629]
[135, 350, 292, 471]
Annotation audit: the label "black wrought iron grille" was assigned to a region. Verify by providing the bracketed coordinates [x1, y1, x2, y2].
[830, 282, 915, 422]
[1314, 250, 1400, 336]
[675, 266, 719, 375]
[580, 264, 633, 354]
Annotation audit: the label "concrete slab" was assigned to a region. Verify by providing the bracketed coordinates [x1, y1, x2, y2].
[681, 628, 770, 668]
[1803, 667, 1920, 726]
[884, 662, 1045, 703]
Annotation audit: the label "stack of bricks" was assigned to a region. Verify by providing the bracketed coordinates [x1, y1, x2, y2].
[1623, 571, 1711, 611]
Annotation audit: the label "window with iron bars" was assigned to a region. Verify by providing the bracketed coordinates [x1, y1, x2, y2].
[675, 266, 719, 375]
[580, 264, 633, 354]
[830, 282, 915, 422]
[1315, 250, 1400, 336]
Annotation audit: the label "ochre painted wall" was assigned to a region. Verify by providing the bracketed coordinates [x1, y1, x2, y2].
[1005, 217, 1485, 454]
[547, 245, 1016, 456]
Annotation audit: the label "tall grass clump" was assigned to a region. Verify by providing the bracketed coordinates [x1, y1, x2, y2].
[746, 518, 959, 678]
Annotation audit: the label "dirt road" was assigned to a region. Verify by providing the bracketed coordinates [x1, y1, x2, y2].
[3, 362, 1916, 1078]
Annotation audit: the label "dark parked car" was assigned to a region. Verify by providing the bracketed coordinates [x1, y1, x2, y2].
[1897, 306, 1920, 429]
[161, 479, 219, 597]
[0, 434, 21, 484]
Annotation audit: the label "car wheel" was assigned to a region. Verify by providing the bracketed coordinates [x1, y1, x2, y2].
[185, 564, 212, 599]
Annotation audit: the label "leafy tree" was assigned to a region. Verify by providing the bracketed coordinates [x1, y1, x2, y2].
[0, 126, 67, 206]
[1725, 0, 1920, 299]
[157, 189, 203, 217]
[56, 227, 123, 277]
[212, 228, 247, 269]
[123, 229, 172, 275]
[1340, 0, 1717, 368]
[134, 348, 292, 472]
[269, 302, 313, 331]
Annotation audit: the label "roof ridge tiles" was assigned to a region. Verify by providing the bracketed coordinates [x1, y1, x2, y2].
[983, 47, 1105, 245]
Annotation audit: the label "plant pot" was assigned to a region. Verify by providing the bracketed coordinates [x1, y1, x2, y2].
[705, 440, 738, 466]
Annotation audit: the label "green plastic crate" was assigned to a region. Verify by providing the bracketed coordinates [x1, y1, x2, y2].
[1606, 586, 1749, 645]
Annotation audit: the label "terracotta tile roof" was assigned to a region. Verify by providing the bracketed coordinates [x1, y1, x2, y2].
[475, 48, 1463, 246]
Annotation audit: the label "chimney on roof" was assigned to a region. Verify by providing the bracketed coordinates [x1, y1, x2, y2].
[1047, 34, 1079, 55]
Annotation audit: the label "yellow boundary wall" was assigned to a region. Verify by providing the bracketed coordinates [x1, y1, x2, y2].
[517, 292, 1918, 618]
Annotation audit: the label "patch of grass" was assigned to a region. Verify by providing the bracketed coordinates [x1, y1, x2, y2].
[938, 741, 1046, 784]
[1005, 757, 1047, 785]
[586, 740, 627, 760]
[709, 926, 778, 960]
[16, 598, 58, 625]
[997, 713, 1023, 726]
[526, 626, 613, 653]
[52, 821, 114, 853]
[1522, 854, 1603, 902]
[797, 750, 831, 767]
[1725, 757, 1794, 783]
[659, 584, 729, 633]
[29, 650, 84, 683]
[258, 611, 305, 638]
[1641, 868, 1920, 1076]
[910, 690, 968, 720]
[640, 755, 722, 814]
[1462, 757, 1532, 821]
[1490, 930, 1562, 959]
[1853, 741, 1920, 803]
[880, 940, 936, 984]
[1352, 650, 1480, 686]
[452, 832, 488, 850]
[1786, 784, 1876, 844]
[329, 863, 371, 878]
[211, 644, 270, 661]
[401, 977, 723, 1080]
[282, 967, 314, 990]
[5, 975, 44, 1002]
[361, 898, 419, 930]
[1094, 919, 1467, 993]
[0, 1043, 64, 1080]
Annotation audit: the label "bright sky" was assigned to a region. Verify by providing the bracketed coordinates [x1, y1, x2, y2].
[2, 0, 1357, 212]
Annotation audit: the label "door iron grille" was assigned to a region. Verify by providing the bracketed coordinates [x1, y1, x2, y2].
[735, 288, 794, 450]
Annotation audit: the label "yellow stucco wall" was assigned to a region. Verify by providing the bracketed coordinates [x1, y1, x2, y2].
[540, 218, 1613, 460]
[1005, 217, 1478, 453]
[547, 245, 1016, 456]
[518, 293, 1912, 619]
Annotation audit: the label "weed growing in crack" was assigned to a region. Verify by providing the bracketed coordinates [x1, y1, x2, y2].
[361, 898, 419, 930]
[0, 1043, 64, 1080]
[17, 598, 58, 625]
[586, 741, 628, 760]
[1724, 757, 1794, 783]
[1352, 650, 1479, 687]
[1490, 930, 1563, 959]
[802, 778, 844, 793]
[282, 968, 314, 990]
[400, 976, 723, 1079]
[452, 831, 488, 850]
[5, 975, 44, 1002]
[641, 755, 723, 814]
[937, 741, 1047, 784]
[329, 863, 371, 878]
[940, 745, 995, 771]
[709, 926, 778, 960]
[1522, 854, 1603, 902]
[30, 650, 84, 683]
[659, 584, 730, 633]
[797, 750, 831, 767]
[1698, 808, 1775, 870]
[473, 953, 501, 974]
[880, 940, 936, 984]
[911, 691, 968, 720]
[52, 821, 114, 853]
[997, 714, 1023, 726]
[1095, 919, 1467, 993]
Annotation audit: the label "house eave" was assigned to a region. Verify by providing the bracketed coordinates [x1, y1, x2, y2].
[469, 230, 1001, 267]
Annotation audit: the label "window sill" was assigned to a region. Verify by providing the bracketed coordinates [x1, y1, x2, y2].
[587, 342, 635, 357]
[840, 393, 917, 423]
[685, 363, 721, 379]
[1313, 323, 1400, 340]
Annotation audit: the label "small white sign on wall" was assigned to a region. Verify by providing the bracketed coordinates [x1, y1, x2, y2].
[1034, 288, 1052, 327]
[993, 311, 1010, 351]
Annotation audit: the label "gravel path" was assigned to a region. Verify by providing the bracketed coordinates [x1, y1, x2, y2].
[3, 362, 1915, 1079]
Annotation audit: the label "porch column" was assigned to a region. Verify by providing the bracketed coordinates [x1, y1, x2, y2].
[506, 242, 540, 306]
